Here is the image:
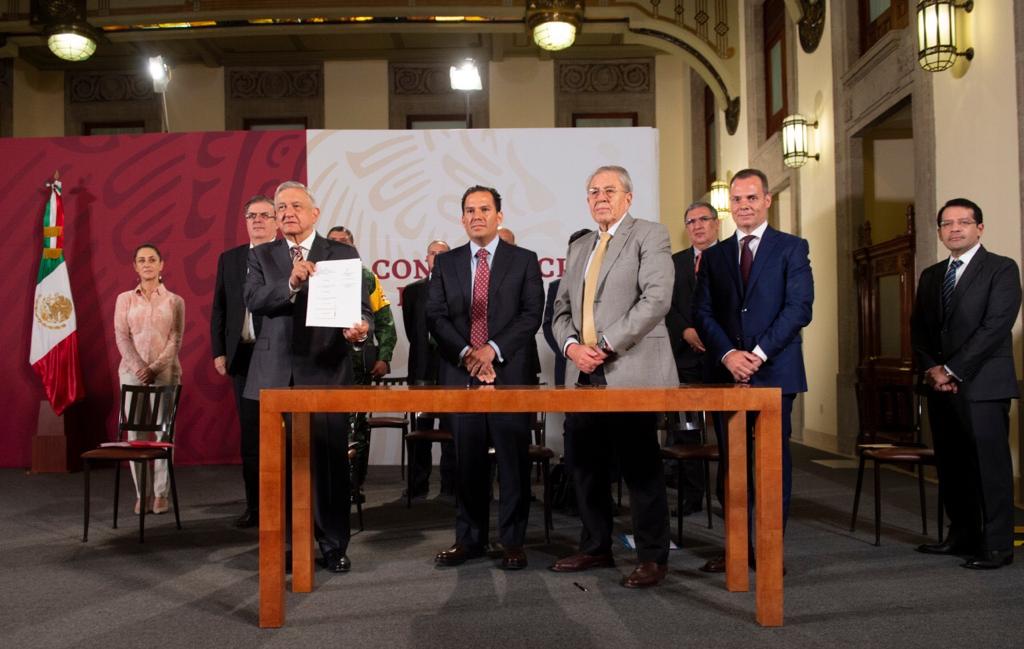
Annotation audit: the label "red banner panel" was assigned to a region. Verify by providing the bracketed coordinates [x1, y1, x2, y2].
[1, 130, 307, 467]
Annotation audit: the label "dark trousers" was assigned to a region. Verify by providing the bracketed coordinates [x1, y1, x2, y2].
[451, 412, 532, 549]
[712, 394, 794, 531]
[230, 343, 260, 514]
[928, 395, 1013, 552]
[310, 412, 352, 555]
[409, 413, 456, 495]
[564, 411, 670, 564]
[666, 362, 708, 507]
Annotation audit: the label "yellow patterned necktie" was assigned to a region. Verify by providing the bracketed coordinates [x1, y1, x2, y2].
[581, 231, 611, 345]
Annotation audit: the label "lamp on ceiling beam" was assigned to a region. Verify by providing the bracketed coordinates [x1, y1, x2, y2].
[31, 0, 98, 62]
[916, 0, 974, 73]
[526, 1, 584, 52]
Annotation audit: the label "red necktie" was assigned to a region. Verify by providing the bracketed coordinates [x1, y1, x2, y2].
[740, 235, 755, 285]
[694, 251, 702, 275]
[290, 245, 304, 264]
[470, 249, 490, 348]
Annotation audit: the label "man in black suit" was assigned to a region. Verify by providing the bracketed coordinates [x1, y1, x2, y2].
[211, 194, 278, 528]
[427, 185, 544, 570]
[664, 201, 720, 512]
[244, 180, 373, 573]
[402, 239, 456, 498]
[694, 168, 813, 573]
[911, 197, 1020, 570]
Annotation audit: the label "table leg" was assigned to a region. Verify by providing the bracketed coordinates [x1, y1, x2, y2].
[258, 410, 285, 628]
[292, 412, 314, 592]
[754, 400, 783, 626]
[724, 410, 749, 593]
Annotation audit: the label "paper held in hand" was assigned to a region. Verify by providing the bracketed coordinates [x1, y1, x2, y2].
[306, 258, 362, 328]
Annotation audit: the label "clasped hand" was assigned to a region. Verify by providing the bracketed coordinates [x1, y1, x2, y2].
[464, 345, 497, 384]
[924, 365, 958, 393]
[566, 343, 607, 374]
[723, 350, 762, 383]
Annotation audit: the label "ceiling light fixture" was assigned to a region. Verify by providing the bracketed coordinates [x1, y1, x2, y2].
[526, 1, 584, 52]
[32, 0, 98, 62]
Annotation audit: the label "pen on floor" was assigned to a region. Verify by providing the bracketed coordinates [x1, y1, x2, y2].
[573, 582, 588, 592]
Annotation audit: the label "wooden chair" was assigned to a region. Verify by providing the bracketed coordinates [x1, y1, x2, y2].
[368, 376, 412, 478]
[850, 390, 943, 546]
[404, 420, 454, 508]
[82, 384, 182, 543]
[528, 411, 555, 544]
[660, 411, 718, 547]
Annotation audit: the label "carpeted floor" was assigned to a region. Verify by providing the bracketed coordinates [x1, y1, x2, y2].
[2, 442, 1022, 649]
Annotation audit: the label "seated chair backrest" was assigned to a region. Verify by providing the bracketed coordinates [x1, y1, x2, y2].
[117, 384, 182, 443]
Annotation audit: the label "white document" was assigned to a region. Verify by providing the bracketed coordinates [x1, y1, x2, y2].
[306, 258, 362, 328]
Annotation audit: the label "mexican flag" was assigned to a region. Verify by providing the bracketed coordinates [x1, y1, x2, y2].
[29, 179, 85, 415]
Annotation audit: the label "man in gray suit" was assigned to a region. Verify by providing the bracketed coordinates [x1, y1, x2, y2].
[244, 180, 372, 574]
[550, 165, 675, 588]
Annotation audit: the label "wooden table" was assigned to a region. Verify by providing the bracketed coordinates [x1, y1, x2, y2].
[258, 385, 783, 628]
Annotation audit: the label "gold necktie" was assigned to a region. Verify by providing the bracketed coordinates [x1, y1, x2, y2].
[582, 231, 611, 345]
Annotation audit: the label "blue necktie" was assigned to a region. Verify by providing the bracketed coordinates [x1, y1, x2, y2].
[942, 259, 962, 317]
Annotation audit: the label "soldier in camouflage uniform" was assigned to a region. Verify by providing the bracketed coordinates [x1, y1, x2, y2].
[327, 227, 397, 501]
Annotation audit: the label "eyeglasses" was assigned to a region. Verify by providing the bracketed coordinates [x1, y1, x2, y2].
[245, 211, 276, 221]
[685, 216, 716, 226]
[587, 187, 621, 199]
[938, 219, 977, 229]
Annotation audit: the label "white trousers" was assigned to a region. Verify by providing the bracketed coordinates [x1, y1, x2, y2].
[119, 373, 174, 500]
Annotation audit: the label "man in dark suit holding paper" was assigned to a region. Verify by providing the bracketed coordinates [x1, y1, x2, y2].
[244, 180, 372, 574]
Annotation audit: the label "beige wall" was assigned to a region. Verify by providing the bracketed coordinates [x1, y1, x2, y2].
[166, 64, 224, 132]
[489, 58, 554, 128]
[932, 0, 1023, 474]
[13, 60, 63, 138]
[794, 19, 839, 452]
[865, 137, 915, 242]
[656, 53, 690, 247]
[324, 60, 388, 129]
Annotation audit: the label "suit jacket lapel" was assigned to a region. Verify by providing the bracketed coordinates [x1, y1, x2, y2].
[454, 245, 472, 315]
[724, 233, 742, 297]
[271, 239, 293, 280]
[744, 226, 778, 297]
[947, 246, 987, 318]
[488, 240, 511, 299]
[596, 214, 634, 290]
[306, 233, 328, 263]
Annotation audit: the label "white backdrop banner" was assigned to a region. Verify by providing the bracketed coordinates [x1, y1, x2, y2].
[306, 128, 659, 462]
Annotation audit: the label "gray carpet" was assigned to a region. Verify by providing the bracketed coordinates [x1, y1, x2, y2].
[2, 443, 1022, 649]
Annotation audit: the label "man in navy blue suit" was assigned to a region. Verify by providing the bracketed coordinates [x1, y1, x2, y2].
[694, 168, 814, 572]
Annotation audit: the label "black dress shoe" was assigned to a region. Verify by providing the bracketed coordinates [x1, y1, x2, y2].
[435, 544, 485, 566]
[916, 537, 977, 556]
[962, 549, 1013, 570]
[234, 510, 258, 528]
[323, 550, 352, 573]
[549, 552, 615, 572]
[501, 547, 528, 570]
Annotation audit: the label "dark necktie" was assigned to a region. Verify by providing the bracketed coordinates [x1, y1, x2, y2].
[942, 259, 963, 316]
[740, 235, 755, 285]
[470, 249, 490, 348]
[290, 245, 304, 264]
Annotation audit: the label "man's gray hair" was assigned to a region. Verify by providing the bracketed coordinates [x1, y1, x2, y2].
[274, 180, 318, 208]
[586, 165, 633, 194]
[427, 239, 450, 252]
[684, 200, 718, 221]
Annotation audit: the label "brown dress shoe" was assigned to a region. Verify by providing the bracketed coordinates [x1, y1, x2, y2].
[549, 552, 615, 572]
[435, 544, 484, 566]
[623, 562, 668, 588]
[501, 546, 528, 570]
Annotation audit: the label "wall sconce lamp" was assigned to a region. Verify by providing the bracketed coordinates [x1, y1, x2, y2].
[709, 180, 731, 217]
[526, 1, 584, 52]
[916, 0, 974, 72]
[781, 114, 819, 169]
